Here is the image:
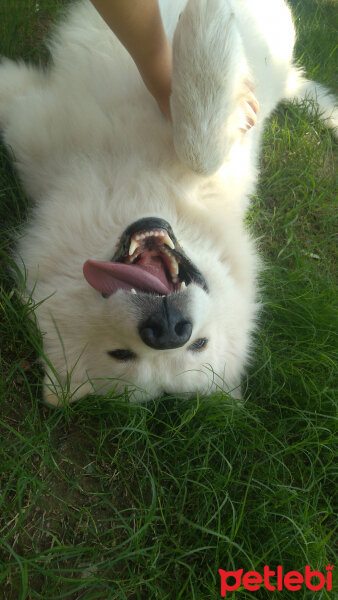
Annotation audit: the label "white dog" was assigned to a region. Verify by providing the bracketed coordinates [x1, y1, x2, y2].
[0, 0, 336, 405]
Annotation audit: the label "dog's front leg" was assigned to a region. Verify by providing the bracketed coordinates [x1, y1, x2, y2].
[171, 0, 258, 176]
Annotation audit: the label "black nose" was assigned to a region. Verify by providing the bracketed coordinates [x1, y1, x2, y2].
[139, 305, 192, 349]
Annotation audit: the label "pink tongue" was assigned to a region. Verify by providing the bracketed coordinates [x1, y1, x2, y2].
[83, 259, 172, 295]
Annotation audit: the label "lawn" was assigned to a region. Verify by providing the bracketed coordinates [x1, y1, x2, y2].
[0, 1, 337, 598]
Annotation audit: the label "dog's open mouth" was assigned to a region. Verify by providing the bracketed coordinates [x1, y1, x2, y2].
[83, 217, 208, 296]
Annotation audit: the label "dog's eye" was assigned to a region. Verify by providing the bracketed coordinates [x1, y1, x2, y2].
[188, 338, 208, 352]
[107, 349, 136, 361]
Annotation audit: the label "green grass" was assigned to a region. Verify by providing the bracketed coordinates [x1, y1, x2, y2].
[0, 1, 337, 598]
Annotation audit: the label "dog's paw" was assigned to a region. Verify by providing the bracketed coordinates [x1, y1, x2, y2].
[238, 80, 259, 133]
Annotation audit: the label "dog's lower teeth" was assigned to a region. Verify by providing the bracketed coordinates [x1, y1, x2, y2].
[162, 234, 175, 249]
[126, 229, 179, 284]
[129, 230, 175, 255]
[129, 239, 139, 255]
[130, 288, 137, 294]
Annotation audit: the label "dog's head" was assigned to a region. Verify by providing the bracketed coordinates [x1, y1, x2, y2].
[42, 214, 257, 405]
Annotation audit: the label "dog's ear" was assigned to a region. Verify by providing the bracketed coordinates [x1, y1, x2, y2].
[42, 372, 92, 407]
[171, 0, 256, 176]
[43, 383, 66, 407]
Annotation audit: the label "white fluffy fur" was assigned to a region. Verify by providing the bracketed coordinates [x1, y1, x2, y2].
[0, 0, 336, 405]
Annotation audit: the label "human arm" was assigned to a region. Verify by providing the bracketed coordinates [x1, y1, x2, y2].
[90, 0, 172, 118]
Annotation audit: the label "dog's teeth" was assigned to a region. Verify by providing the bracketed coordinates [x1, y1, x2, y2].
[130, 288, 137, 294]
[162, 233, 175, 249]
[181, 281, 186, 290]
[170, 259, 179, 275]
[129, 239, 139, 255]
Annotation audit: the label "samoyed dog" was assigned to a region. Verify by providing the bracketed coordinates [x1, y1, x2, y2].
[0, 0, 336, 405]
